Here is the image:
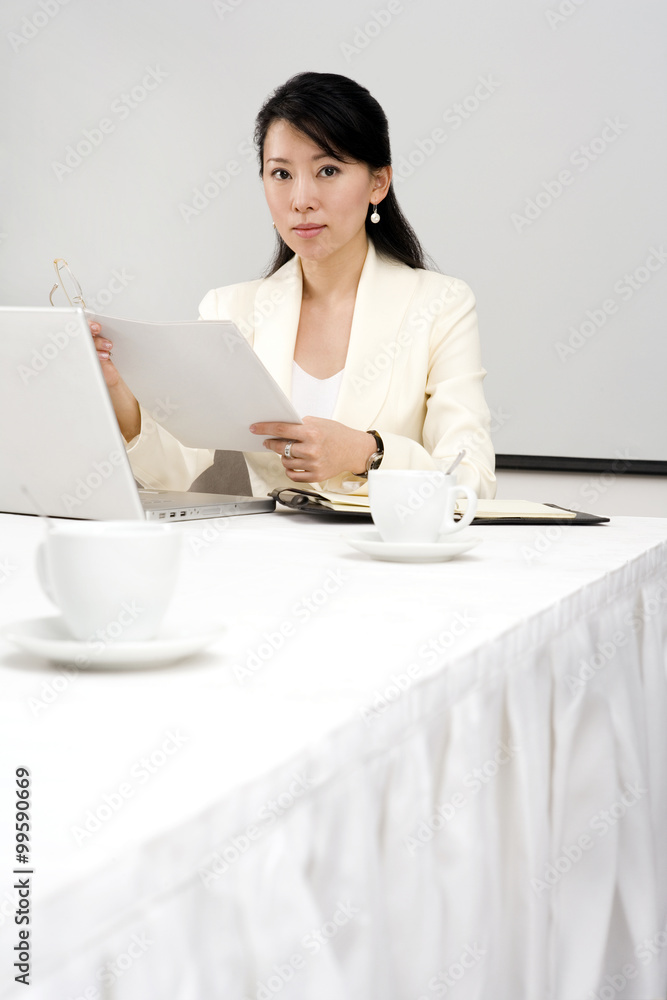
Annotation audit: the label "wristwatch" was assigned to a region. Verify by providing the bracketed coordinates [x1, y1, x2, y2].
[360, 429, 384, 478]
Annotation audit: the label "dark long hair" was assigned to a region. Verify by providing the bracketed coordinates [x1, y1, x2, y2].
[254, 72, 431, 276]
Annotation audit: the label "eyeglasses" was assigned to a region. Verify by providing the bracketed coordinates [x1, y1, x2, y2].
[268, 488, 370, 517]
[49, 258, 86, 308]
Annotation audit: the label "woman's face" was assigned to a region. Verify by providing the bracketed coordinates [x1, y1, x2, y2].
[262, 119, 390, 266]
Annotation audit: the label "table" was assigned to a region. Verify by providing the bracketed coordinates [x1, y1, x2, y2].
[1, 511, 666, 1000]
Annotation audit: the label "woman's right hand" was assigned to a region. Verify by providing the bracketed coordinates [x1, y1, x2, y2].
[90, 320, 122, 389]
[89, 321, 141, 442]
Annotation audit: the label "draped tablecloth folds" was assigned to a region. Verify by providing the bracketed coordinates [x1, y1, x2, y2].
[0, 511, 666, 1000]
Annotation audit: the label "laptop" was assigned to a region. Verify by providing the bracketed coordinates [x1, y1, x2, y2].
[0, 307, 275, 521]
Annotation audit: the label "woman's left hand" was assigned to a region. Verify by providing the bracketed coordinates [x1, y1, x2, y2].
[250, 417, 376, 483]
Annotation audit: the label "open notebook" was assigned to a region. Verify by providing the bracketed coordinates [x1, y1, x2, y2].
[269, 489, 610, 524]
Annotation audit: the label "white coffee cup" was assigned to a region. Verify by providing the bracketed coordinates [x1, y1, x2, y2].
[368, 470, 477, 544]
[36, 521, 182, 641]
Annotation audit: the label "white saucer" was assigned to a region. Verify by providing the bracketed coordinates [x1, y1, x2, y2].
[344, 531, 482, 563]
[1, 616, 224, 669]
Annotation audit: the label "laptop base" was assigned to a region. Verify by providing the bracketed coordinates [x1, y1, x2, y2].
[139, 490, 275, 521]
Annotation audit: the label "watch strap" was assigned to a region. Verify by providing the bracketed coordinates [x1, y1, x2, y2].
[361, 429, 384, 477]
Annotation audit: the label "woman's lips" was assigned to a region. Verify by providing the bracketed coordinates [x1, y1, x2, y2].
[293, 224, 325, 239]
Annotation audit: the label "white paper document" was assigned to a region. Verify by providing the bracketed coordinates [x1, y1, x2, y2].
[89, 314, 302, 451]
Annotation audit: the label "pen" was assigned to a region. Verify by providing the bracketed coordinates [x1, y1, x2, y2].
[445, 450, 466, 476]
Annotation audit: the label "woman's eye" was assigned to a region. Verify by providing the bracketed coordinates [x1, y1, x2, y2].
[272, 169, 290, 180]
[320, 166, 339, 178]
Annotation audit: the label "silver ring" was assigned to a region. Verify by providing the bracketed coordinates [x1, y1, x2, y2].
[284, 441, 293, 460]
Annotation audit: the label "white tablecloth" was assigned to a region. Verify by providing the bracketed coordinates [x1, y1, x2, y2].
[1, 511, 666, 1000]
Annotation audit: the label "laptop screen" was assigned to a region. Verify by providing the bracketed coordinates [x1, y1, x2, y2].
[0, 307, 145, 520]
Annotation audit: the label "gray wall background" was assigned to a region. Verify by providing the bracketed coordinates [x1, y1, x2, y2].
[2, 0, 666, 464]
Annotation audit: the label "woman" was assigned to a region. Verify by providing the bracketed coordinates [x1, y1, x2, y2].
[92, 72, 496, 499]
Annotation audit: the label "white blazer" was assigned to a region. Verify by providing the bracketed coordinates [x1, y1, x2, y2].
[126, 243, 496, 498]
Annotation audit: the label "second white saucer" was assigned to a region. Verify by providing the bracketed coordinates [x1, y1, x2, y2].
[1, 616, 224, 669]
[344, 531, 482, 563]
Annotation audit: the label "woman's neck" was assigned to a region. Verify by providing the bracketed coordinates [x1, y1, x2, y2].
[299, 235, 369, 303]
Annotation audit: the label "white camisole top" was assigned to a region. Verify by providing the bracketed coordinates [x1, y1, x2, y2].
[291, 361, 344, 420]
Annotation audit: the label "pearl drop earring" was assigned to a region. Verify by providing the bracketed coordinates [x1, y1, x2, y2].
[370, 203, 380, 224]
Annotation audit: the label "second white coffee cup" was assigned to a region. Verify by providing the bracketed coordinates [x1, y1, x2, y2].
[368, 470, 477, 544]
[36, 521, 182, 641]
